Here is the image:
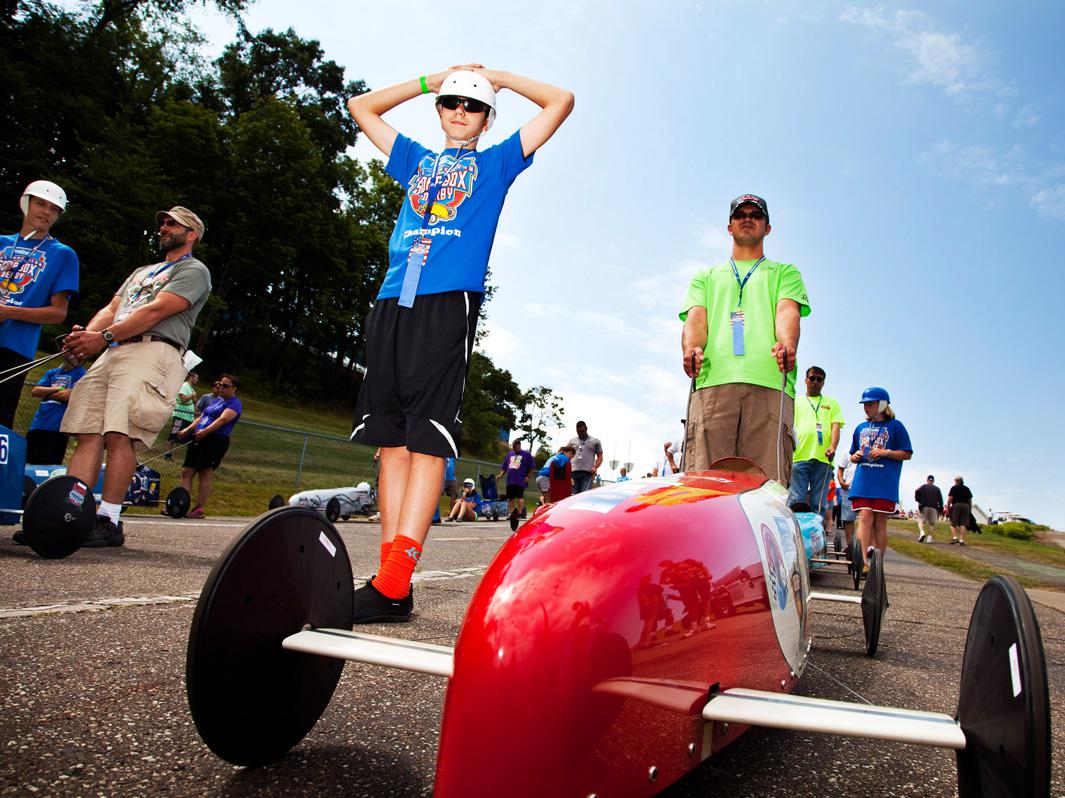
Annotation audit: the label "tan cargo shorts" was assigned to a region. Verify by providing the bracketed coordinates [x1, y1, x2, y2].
[61, 341, 185, 451]
[684, 382, 795, 486]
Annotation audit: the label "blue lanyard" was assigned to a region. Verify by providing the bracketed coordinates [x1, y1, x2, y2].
[2, 234, 51, 279]
[421, 148, 475, 227]
[145, 252, 191, 281]
[729, 256, 764, 307]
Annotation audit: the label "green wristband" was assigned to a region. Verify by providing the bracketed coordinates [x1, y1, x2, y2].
[419, 75, 429, 94]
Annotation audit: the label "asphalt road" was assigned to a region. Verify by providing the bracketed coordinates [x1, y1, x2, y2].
[1, 514, 1061, 797]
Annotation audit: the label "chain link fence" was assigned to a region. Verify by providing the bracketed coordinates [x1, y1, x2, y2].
[10, 380, 545, 515]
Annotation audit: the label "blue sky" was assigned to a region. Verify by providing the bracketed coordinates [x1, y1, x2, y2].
[184, 1, 1064, 527]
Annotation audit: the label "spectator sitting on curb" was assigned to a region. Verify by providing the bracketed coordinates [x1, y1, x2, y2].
[444, 478, 480, 522]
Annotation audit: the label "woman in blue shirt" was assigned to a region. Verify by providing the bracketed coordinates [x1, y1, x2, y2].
[848, 387, 912, 560]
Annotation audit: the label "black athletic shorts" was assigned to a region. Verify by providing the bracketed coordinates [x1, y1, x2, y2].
[0, 347, 29, 430]
[505, 483, 524, 500]
[352, 291, 481, 459]
[182, 433, 231, 471]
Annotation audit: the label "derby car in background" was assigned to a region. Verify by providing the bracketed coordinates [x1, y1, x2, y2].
[287, 481, 376, 523]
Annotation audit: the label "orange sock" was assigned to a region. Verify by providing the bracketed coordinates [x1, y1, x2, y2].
[380, 541, 392, 570]
[373, 534, 422, 599]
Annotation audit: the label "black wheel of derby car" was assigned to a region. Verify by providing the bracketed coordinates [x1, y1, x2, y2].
[955, 575, 1050, 798]
[268, 494, 285, 510]
[325, 496, 341, 523]
[860, 548, 887, 657]
[186, 507, 354, 767]
[849, 537, 864, 590]
[165, 486, 191, 518]
[22, 475, 96, 559]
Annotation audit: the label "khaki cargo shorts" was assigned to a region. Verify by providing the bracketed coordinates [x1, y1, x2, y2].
[61, 341, 185, 451]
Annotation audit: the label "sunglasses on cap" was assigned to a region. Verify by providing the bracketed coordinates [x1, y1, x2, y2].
[731, 210, 766, 221]
[437, 95, 490, 114]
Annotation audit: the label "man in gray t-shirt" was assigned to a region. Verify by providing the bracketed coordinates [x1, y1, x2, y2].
[567, 420, 603, 494]
[61, 206, 212, 548]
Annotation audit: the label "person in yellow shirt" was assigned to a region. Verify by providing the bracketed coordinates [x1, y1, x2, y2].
[787, 366, 844, 519]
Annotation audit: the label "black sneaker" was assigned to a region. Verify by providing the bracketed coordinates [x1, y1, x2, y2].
[12, 529, 27, 545]
[353, 579, 412, 624]
[82, 516, 125, 548]
[509, 508, 520, 532]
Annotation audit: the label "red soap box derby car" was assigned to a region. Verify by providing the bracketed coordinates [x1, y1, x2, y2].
[186, 463, 1050, 797]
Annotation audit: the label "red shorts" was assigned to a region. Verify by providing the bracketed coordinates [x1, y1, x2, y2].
[850, 497, 897, 513]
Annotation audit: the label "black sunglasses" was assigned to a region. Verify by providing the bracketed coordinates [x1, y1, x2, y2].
[437, 95, 490, 114]
[807, 374, 825, 382]
[732, 210, 766, 221]
[214, 382, 234, 388]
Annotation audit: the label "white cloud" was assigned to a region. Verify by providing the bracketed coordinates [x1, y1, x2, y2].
[699, 227, 732, 256]
[1031, 186, 1065, 221]
[839, 6, 990, 96]
[631, 259, 702, 311]
[478, 318, 522, 363]
[494, 231, 520, 250]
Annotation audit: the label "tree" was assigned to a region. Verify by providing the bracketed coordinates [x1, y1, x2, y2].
[518, 386, 564, 460]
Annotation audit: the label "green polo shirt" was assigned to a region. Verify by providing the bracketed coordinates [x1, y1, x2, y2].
[793, 393, 845, 463]
[679, 258, 811, 398]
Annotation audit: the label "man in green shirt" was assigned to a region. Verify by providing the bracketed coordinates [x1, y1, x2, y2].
[787, 366, 844, 517]
[680, 194, 810, 484]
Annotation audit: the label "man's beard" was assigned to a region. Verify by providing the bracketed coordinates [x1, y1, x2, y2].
[160, 231, 187, 252]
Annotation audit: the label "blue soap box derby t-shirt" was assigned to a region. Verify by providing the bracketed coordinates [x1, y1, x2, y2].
[848, 418, 912, 504]
[378, 131, 534, 300]
[0, 235, 79, 359]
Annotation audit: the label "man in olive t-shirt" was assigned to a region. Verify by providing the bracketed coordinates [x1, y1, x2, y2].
[61, 206, 212, 548]
[680, 195, 810, 484]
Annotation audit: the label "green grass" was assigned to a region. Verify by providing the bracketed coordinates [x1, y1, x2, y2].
[887, 521, 1062, 590]
[888, 519, 1065, 567]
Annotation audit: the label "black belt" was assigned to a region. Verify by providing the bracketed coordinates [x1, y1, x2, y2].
[115, 334, 183, 352]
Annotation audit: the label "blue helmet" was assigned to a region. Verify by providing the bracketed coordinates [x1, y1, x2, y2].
[860, 386, 890, 404]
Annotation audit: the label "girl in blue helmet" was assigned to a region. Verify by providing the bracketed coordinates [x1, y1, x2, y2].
[847, 387, 912, 559]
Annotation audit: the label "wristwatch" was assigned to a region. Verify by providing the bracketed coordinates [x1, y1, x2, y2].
[101, 329, 115, 344]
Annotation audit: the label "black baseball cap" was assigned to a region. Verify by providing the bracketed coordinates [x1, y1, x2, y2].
[730, 194, 769, 223]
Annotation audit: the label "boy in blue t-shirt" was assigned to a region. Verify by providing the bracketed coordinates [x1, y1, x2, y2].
[848, 387, 912, 559]
[346, 66, 573, 622]
[25, 353, 86, 464]
[0, 180, 79, 429]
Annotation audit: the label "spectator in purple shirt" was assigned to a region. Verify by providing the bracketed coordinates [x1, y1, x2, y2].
[176, 373, 242, 519]
[499, 438, 535, 531]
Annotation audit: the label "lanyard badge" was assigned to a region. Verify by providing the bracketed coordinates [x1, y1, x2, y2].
[727, 257, 764, 357]
[398, 149, 473, 309]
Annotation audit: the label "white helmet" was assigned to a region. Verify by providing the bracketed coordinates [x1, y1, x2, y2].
[463, 478, 476, 487]
[20, 180, 67, 216]
[438, 70, 496, 131]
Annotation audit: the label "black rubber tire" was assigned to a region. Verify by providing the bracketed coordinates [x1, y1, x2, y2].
[324, 497, 341, 524]
[268, 494, 285, 510]
[955, 576, 1050, 798]
[165, 486, 191, 518]
[23, 476, 96, 559]
[186, 507, 354, 767]
[860, 548, 887, 657]
[849, 537, 863, 590]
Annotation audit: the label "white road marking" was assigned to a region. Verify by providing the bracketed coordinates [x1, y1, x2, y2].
[0, 567, 490, 619]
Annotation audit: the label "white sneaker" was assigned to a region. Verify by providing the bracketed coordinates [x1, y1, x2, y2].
[918, 533, 926, 543]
